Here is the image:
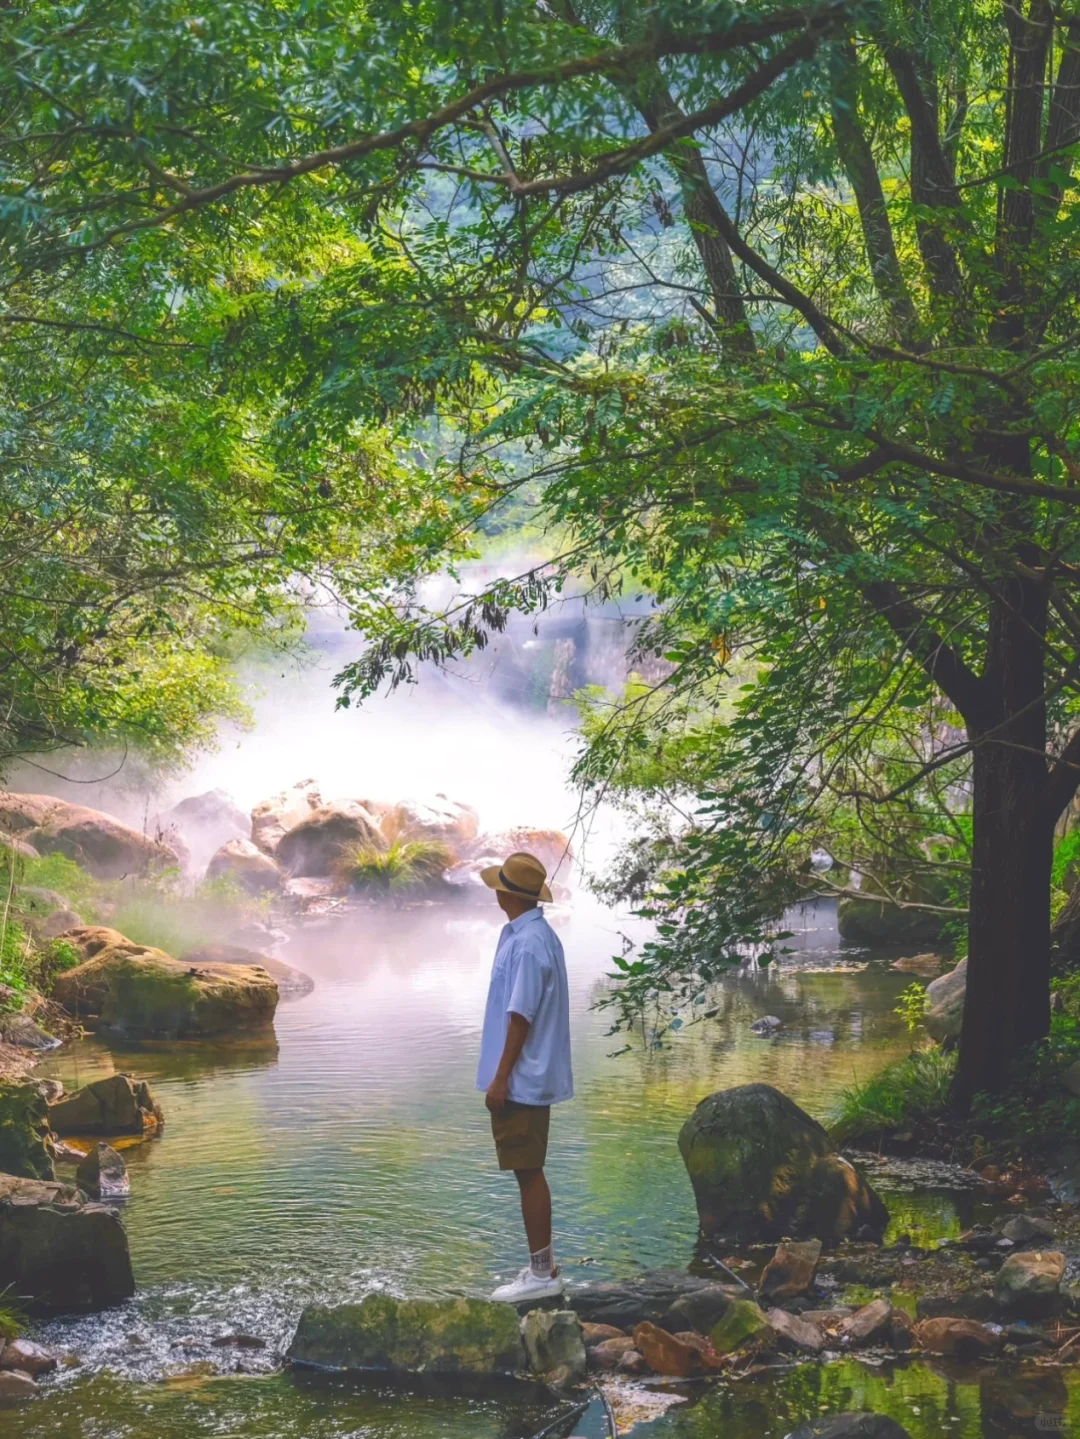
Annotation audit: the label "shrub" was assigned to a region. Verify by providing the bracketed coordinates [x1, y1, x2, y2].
[894, 982, 931, 1034]
[334, 836, 453, 897]
[829, 1048, 958, 1144]
[0, 914, 32, 999]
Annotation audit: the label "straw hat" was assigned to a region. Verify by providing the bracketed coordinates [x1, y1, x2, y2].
[480, 850, 553, 903]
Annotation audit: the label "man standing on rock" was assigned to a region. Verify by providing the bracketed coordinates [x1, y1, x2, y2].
[478, 850, 573, 1302]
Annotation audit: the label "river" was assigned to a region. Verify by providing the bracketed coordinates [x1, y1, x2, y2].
[10, 897, 1076, 1437]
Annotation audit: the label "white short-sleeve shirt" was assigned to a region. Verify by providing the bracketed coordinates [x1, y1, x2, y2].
[476, 907, 573, 1106]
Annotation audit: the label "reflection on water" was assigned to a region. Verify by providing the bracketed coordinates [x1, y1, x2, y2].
[13, 899, 1065, 1437]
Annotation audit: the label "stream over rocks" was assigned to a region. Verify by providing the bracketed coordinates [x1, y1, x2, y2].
[6, 899, 1079, 1437]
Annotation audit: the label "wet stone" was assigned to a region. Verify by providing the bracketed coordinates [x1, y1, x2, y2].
[914, 1316, 1003, 1359]
[75, 1142, 129, 1199]
[993, 1250, 1066, 1314]
[580, 1323, 626, 1344]
[709, 1299, 771, 1355]
[767, 1307, 825, 1353]
[996, 1213, 1056, 1246]
[759, 1239, 822, 1302]
[568, 1269, 739, 1332]
[0, 1369, 37, 1401]
[632, 1321, 704, 1377]
[0, 1340, 57, 1376]
[587, 1336, 636, 1370]
[521, 1309, 585, 1382]
[837, 1299, 893, 1346]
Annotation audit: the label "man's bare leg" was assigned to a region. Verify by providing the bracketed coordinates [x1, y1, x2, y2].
[514, 1166, 554, 1272]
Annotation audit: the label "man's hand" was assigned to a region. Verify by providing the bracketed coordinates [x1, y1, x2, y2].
[485, 1075, 510, 1112]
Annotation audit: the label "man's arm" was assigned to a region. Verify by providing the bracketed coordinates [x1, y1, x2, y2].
[485, 1012, 530, 1112]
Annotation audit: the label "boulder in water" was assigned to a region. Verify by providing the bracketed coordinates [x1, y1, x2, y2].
[0, 1171, 135, 1313]
[51, 929, 278, 1039]
[180, 944, 313, 999]
[48, 1073, 163, 1137]
[836, 897, 942, 948]
[678, 1083, 888, 1245]
[448, 828, 575, 900]
[206, 838, 283, 894]
[0, 1082, 54, 1180]
[924, 958, 966, 1044]
[276, 800, 384, 878]
[250, 780, 323, 856]
[0, 792, 176, 879]
[75, 1142, 129, 1198]
[287, 1294, 526, 1375]
[369, 797, 479, 857]
[159, 790, 250, 871]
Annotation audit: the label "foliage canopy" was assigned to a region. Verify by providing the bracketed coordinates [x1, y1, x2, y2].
[3, 0, 1080, 1093]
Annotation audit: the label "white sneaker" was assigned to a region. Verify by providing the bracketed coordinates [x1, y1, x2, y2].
[490, 1266, 565, 1303]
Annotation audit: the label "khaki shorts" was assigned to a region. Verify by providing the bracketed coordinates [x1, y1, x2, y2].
[490, 1100, 550, 1171]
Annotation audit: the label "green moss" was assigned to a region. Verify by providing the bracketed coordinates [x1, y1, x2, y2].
[287, 1295, 526, 1375]
[709, 1300, 770, 1354]
[0, 1082, 55, 1181]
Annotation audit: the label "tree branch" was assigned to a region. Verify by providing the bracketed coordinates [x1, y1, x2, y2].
[1046, 725, 1080, 821]
[32, 4, 848, 259]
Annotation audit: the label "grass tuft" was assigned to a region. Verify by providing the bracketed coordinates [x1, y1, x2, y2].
[829, 1048, 958, 1144]
[0, 1286, 26, 1341]
[334, 835, 453, 897]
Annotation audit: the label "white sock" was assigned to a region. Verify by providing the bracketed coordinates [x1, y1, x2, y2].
[530, 1244, 554, 1279]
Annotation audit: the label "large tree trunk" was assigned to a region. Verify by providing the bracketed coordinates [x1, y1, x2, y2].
[957, 568, 1052, 1097]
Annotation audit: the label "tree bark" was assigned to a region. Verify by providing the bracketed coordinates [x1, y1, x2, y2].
[636, 88, 756, 351]
[957, 562, 1052, 1097]
[829, 40, 919, 342]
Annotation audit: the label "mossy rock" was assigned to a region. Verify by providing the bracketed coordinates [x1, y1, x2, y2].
[0, 1081, 54, 1180]
[52, 927, 277, 1039]
[837, 898, 942, 948]
[287, 1294, 527, 1375]
[709, 1299, 771, 1354]
[678, 1083, 888, 1245]
[0, 1173, 133, 1313]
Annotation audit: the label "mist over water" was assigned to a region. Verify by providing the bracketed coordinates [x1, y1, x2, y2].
[8, 586, 642, 875]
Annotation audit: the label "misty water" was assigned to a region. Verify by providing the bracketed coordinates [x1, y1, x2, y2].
[8, 608, 1080, 1436]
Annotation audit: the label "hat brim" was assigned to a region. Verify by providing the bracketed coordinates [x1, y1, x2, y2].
[480, 864, 553, 904]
